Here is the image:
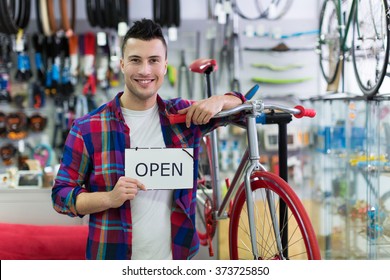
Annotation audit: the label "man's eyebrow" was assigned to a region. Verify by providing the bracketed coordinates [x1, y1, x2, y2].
[126, 55, 162, 59]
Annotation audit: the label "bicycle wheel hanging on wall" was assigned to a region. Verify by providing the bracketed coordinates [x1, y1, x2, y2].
[229, 171, 321, 260]
[318, 0, 342, 85]
[352, 0, 390, 98]
[232, 0, 293, 20]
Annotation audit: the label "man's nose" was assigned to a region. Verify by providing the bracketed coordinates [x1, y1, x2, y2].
[138, 62, 152, 74]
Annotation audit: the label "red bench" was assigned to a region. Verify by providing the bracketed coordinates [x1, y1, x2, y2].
[0, 223, 88, 260]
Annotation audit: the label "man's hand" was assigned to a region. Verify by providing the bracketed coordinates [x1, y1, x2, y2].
[108, 177, 147, 208]
[177, 95, 242, 128]
[75, 176, 146, 215]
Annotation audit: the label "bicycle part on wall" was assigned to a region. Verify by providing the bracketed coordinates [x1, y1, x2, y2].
[153, 0, 181, 28]
[0, 0, 31, 34]
[252, 76, 312, 85]
[86, 0, 129, 29]
[177, 50, 193, 99]
[245, 42, 315, 52]
[232, 0, 293, 21]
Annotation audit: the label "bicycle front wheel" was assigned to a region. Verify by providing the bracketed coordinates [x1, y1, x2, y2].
[229, 171, 321, 260]
[318, 0, 341, 84]
[352, 0, 390, 97]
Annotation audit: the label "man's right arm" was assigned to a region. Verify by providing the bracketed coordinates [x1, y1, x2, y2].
[75, 176, 147, 215]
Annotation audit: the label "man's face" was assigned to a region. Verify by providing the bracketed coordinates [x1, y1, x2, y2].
[120, 38, 167, 109]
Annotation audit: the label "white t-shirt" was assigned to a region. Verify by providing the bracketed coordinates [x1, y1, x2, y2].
[122, 104, 173, 260]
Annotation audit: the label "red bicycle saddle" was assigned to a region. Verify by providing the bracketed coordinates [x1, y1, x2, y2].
[189, 58, 218, 74]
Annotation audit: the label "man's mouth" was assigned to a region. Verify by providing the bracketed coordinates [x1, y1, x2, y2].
[135, 79, 154, 84]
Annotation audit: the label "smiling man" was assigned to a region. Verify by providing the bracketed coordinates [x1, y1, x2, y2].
[52, 19, 245, 260]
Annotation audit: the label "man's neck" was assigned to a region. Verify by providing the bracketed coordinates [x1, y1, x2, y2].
[120, 91, 157, 111]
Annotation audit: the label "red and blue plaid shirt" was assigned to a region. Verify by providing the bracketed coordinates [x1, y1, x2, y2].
[52, 91, 245, 260]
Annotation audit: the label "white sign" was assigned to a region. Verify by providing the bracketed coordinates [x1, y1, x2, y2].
[125, 148, 194, 190]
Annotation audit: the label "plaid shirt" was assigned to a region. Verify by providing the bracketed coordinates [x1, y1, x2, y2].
[52, 91, 245, 260]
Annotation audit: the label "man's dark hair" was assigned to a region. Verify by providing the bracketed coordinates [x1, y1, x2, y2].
[121, 18, 167, 58]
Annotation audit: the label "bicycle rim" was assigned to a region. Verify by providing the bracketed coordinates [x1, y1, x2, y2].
[229, 171, 321, 260]
[352, 0, 390, 97]
[232, 0, 263, 20]
[196, 136, 217, 242]
[256, 0, 293, 20]
[318, 0, 341, 84]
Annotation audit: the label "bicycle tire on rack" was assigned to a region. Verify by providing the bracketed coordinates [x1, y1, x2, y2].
[229, 171, 321, 260]
[352, 0, 390, 98]
[318, 0, 342, 85]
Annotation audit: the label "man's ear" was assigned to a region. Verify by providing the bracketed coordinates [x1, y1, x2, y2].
[120, 58, 125, 73]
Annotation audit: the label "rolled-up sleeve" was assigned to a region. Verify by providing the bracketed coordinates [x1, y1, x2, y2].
[52, 122, 90, 217]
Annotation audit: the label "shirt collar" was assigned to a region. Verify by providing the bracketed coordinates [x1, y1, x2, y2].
[111, 92, 167, 121]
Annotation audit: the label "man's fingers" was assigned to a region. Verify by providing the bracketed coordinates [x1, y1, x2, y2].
[185, 108, 194, 128]
[138, 183, 147, 191]
[177, 107, 189, 114]
[118, 177, 146, 191]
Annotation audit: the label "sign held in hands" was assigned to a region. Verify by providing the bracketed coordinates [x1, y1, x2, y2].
[125, 148, 194, 190]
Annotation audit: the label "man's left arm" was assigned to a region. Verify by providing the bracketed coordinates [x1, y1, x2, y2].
[178, 92, 245, 128]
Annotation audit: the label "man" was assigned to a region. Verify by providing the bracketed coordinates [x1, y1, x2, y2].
[52, 18, 245, 260]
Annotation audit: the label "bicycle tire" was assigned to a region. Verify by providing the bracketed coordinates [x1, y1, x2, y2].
[229, 171, 321, 260]
[256, 0, 293, 21]
[196, 136, 217, 243]
[352, 0, 390, 98]
[318, 0, 341, 85]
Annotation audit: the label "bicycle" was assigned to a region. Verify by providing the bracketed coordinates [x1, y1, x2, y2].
[168, 58, 321, 260]
[317, 0, 390, 97]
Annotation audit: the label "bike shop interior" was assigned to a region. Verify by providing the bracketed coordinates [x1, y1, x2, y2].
[0, 0, 389, 260]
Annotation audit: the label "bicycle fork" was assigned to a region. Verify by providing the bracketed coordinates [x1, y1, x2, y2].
[244, 114, 286, 260]
[244, 115, 262, 259]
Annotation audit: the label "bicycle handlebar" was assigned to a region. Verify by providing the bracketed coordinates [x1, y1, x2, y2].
[167, 101, 316, 124]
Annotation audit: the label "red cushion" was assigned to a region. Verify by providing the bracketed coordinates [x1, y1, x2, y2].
[0, 223, 88, 260]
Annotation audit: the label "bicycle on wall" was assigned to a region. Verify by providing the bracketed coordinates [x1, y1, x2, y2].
[169, 58, 321, 260]
[317, 0, 390, 97]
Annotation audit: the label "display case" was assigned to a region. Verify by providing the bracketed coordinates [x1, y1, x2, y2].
[308, 95, 390, 259]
